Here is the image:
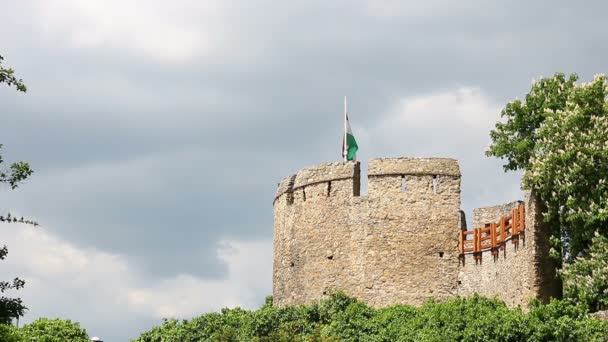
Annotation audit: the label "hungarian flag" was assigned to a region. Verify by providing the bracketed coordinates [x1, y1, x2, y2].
[342, 114, 358, 161]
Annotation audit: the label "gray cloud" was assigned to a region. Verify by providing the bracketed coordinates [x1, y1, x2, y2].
[0, 0, 607, 339]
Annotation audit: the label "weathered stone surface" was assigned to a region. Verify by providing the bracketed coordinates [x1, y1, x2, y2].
[458, 201, 534, 307]
[273, 158, 460, 308]
[368, 158, 460, 177]
[472, 201, 522, 229]
[293, 162, 359, 189]
[457, 192, 560, 307]
[273, 157, 559, 309]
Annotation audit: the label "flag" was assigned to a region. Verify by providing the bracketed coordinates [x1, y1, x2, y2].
[342, 114, 358, 161]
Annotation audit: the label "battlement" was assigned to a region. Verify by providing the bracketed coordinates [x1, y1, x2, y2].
[368, 157, 460, 177]
[274, 161, 360, 204]
[274, 158, 461, 205]
[272, 157, 558, 309]
[273, 157, 462, 308]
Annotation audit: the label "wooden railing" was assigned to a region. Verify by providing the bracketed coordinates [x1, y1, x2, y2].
[459, 204, 525, 259]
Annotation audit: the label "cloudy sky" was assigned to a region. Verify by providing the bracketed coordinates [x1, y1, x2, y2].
[0, 0, 606, 340]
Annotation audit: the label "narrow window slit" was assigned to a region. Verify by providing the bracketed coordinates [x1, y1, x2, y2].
[327, 181, 331, 196]
[302, 188, 306, 201]
[432, 175, 438, 194]
[401, 175, 407, 192]
[438, 251, 444, 258]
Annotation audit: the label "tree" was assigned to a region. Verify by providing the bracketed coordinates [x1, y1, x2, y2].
[523, 75, 608, 259]
[487, 73, 608, 308]
[18, 318, 89, 342]
[561, 233, 608, 312]
[486, 73, 578, 172]
[0, 54, 34, 324]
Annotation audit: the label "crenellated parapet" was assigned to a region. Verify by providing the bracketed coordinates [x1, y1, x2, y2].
[367, 158, 460, 199]
[274, 161, 360, 206]
[368, 157, 460, 176]
[273, 157, 462, 308]
[272, 157, 559, 309]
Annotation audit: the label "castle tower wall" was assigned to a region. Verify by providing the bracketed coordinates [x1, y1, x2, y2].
[273, 158, 462, 307]
[457, 191, 560, 306]
[273, 162, 361, 306]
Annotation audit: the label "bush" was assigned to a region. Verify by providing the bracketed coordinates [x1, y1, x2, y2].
[18, 318, 89, 342]
[0, 318, 90, 342]
[0, 323, 20, 342]
[132, 292, 608, 342]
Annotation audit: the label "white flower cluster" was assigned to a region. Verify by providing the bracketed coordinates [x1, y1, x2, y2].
[524, 75, 608, 231]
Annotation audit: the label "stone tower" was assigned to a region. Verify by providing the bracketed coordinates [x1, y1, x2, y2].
[273, 157, 462, 307]
[273, 156, 561, 308]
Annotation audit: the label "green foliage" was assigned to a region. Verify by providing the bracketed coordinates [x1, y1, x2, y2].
[0, 55, 26, 92]
[522, 75, 608, 258]
[562, 234, 608, 312]
[487, 73, 608, 306]
[0, 54, 34, 324]
[487, 73, 578, 172]
[17, 318, 89, 342]
[0, 318, 89, 342]
[0, 144, 34, 192]
[526, 298, 608, 342]
[132, 292, 608, 342]
[0, 323, 21, 342]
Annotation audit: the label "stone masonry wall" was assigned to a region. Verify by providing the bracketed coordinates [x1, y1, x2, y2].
[457, 192, 560, 306]
[273, 158, 559, 309]
[273, 158, 461, 307]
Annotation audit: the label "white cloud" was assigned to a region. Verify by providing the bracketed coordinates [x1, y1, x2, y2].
[0, 224, 272, 338]
[388, 87, 500, 130]
[32, 0, 225, 63]
[356, 87, 501, 159]
[353, 87, 522, 215]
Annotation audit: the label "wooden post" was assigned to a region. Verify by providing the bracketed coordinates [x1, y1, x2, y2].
[513, 209, 520, 245]
[490, 222, 497, 255]
[499, 216, 506, 250]
[521, 204, 525, 230]
[474, 228, 480, 260]
[520, 204, 526, 240]
[512, 209, 518, 235]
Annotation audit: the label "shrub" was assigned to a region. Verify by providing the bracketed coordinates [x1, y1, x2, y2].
[132, 292, 608, 342]
[18, 318, 89, 342]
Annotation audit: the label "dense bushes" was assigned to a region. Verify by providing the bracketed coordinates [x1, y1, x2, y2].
[133, 293, 608, 342]
[0, 318, 89, 342]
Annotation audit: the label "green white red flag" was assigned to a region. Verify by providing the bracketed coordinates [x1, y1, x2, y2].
[342, 97, 358, 161]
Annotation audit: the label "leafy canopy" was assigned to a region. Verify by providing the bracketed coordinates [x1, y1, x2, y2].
[487, 72, 608, 310]
[0, 318, 89, 342]
[488, 73, 608, 257]
[132, 292, 608, 342]
[487, 73, 578, 172]
[522, 75, 608, 258]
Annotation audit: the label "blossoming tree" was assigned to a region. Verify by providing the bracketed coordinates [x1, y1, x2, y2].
[487, 73, 608, 310]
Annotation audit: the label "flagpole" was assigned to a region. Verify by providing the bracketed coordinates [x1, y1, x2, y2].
[344, 96, 347, 162]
